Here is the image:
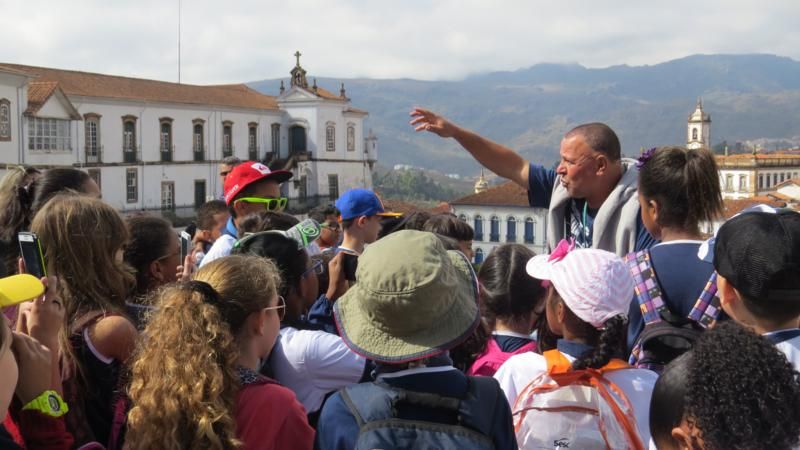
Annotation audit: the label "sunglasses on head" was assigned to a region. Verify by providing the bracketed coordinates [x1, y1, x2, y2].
[234, 197, 288, 211]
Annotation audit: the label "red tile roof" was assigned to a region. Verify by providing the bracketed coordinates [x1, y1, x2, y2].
[0, 63, 280, 111]
[380, 198, 451, 215]
[722, 197, 787, 219]
[25, 81, 59, 115]
[450, 181, 530, 207]
[774, 178, 800, 189]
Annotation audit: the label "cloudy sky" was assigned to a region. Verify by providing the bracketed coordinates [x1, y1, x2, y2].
[1, 0, 798, 84]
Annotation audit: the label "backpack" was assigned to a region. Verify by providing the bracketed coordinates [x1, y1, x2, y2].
[512, 350, 645, 450]
[625, 249, 721, 372]
[339, 376, 501, 450]
[468, 338, 537, 376]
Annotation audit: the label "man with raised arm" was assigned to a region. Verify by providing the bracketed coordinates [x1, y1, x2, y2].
[410, 108, 655, 256]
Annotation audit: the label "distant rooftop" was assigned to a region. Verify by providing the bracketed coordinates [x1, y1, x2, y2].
[450, 181, 529, 207]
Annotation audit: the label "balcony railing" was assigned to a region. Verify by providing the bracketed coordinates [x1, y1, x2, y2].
[161, 144, 175, 162]
[123, 146, 141, 163]
[85, 145, 103, 164]
[248, 147, 258, 161]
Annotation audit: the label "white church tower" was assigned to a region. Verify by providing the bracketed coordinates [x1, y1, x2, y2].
[687, 98, 711, 149]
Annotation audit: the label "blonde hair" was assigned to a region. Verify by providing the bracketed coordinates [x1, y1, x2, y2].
[29, 194, 134, 384]
[125, 255, 281, 450]
[0, 166, 40, 274]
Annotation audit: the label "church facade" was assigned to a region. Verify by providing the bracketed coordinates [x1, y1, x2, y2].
[0, 54, 377, 213]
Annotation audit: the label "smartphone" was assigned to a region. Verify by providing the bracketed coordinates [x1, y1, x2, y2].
[180, 231, 192, 263]
[18, 232, 47, 279]
[342, 252, 359, 282]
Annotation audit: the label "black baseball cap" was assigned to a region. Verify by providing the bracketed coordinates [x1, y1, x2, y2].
[714, 211, 800, 302]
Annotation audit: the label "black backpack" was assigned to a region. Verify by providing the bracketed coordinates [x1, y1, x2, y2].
[625, 249, 721, 373]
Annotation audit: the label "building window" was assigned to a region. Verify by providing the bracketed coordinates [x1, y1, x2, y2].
[126, 169, 138, 203]
[773, 173, 778, 186]
[347, 124, 355, 152]
[222, 121, 233, 157]
[159, 118, 173, 162]
[88, 169, 101, 192]
[474, 248, 484, 265]
[326, 123, 335, 152]
[328, 174, 339, 200]
[759, 174, 764, 190]
[0, 99, 11, 141]
[248, 123, 258, 160]
[28, 117, 72, 151]
[161, 181, 175, 210]
[780, 173, 786, 183]
[692, 128, 698, 140]
[490, 216, 500, 242]
[194, 180, 206, 208]
[299, 175, 307, 201]
[524, 217, 535, 244]
[84, 114, 101, 163]
[474, 216, 483, 241]
[725, 174, 733, 191]
[290, 125, 306, 154]
[271, 123, 280, 154]
[122, 116, 137, 162]
[506, 217, 517, 242]
[738, 175, 747, 192]
[192, 120, 205, 161]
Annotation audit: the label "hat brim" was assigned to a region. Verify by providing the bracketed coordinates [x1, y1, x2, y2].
[263, 170, 293, 184]
[376, 212, 403, 218]
[333, 250, 480, 364]
[526, 254, 555, 281]
[0, 274, 45, 308]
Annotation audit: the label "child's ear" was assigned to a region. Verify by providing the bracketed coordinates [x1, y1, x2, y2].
[716, 275, 740, 308]
[149, 260, 165, 282]
[649, 198, 660, 223]
[356, 216, 368, 228]
[671, 426, 693, 450]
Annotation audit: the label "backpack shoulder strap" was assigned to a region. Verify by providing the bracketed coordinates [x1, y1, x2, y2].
[339, 382, 397, 427]
[688, 271, 722, 328]
[625, 249, 671, 325]
[510, 340, 537, 355]
[544, 349, 572, 374]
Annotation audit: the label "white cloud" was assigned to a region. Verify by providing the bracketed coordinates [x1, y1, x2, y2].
[0, 0, 798, 84]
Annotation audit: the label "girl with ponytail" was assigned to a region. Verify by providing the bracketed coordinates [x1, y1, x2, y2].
[627, 147, 724, 352]
[125, 255, 313, 450]
[494, 245, 658, 445]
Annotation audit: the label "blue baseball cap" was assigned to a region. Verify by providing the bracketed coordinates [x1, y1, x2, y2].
[335, 189, 400, 220]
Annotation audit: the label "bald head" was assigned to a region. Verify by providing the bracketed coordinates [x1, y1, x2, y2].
[565, 123, 621, 161]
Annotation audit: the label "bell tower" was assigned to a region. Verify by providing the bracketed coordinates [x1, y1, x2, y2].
[687, 98, 711, 150]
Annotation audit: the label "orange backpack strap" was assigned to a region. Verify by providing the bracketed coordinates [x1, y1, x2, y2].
[544, 350, 572, 374]
[599, 358, 631, 372]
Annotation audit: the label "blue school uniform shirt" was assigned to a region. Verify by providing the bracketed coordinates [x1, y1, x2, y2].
[625, 240, 718, 350]
[527, 164, 656, 251]
[315, 361, 518, 450]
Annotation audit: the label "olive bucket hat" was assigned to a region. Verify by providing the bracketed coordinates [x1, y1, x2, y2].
[333, 230, 480, 364]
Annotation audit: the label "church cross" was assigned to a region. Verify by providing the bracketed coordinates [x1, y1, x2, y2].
[294, 51, 302, 66]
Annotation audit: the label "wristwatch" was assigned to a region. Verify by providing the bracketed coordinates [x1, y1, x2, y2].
[21, 390, 69, 418]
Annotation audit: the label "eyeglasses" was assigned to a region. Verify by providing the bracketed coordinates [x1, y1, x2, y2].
[321, 222, 341, 231]
[264, 295, 286, 321]
[234, 197, 288, 211]
[302, 259, 324, 278]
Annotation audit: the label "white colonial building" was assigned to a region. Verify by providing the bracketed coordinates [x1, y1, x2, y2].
[450, 178, 548, 263]
[716, 151, 800, 200]
[0, 53, 377, 214]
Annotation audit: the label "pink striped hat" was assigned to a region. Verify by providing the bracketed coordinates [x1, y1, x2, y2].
[526, 248, 633, 329]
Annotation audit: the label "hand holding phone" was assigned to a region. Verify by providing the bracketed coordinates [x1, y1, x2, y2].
[18, 232, 47, 279]
[180, 231, 191, 263]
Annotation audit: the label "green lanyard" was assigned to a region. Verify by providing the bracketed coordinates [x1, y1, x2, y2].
[581, 202, 590, 247]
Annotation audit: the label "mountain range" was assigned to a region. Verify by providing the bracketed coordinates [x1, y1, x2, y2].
[249, 54, 800, 176]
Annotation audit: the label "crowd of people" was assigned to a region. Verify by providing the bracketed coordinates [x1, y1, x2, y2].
[0, 109, 799, 450]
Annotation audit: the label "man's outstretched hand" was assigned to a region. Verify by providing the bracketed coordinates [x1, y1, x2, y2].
[409, 108, 458, 138]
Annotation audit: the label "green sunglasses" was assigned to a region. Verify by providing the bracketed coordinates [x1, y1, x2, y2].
[234, 196, 288, 211]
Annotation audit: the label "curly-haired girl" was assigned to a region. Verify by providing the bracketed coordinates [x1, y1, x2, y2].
[125, 255, 313, 450]
[650, 321, 800, 450]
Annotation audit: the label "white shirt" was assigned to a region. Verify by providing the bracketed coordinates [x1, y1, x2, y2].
[268, 326, 366, 414]
[199, 235, 236, 267]
[764, 329, 800, 371]
[494, 351, 657, 448]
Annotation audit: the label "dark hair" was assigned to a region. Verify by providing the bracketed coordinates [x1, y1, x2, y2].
[236, 211, 298, 237]
[124, 215, 175, 297]
[231, 232, 307, 324]
[0, 166, 40, 276]
[478, 244, 546, 329]
[651, 321, 800, 450]
[195, 200, 228, 231]
[423, 214, 474, 241]
[220, 156, 242, 167]
[564, 123, 621, 161]
[378, 211, 432, 238]
[31, 168, 92, 213]
[308, 204, 340, 223]
[638, 146, 723, 232]
[449, 318, 491, 372]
